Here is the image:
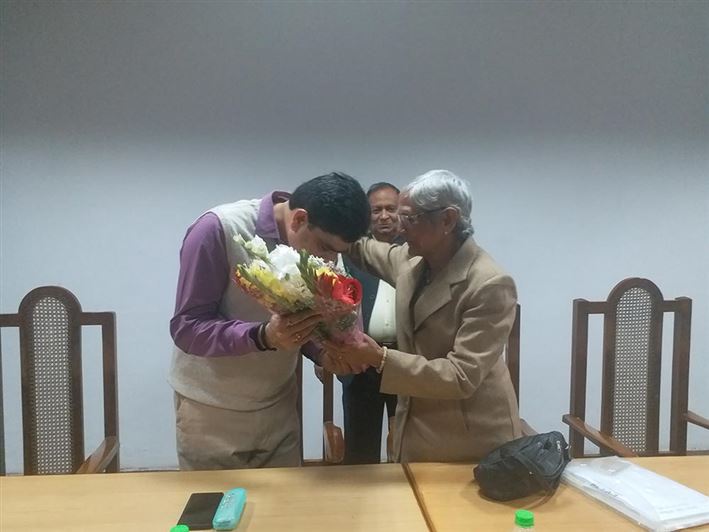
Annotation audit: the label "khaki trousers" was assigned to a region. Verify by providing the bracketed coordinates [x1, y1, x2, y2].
[174, 385, 301, 470]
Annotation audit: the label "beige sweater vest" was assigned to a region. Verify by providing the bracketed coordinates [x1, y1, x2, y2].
[168, 200, 299, 411]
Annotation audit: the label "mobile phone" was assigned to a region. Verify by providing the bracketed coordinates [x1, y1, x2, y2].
[177, 492, 224, 530]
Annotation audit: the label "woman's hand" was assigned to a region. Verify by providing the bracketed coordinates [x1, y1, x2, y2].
[319, 351, 362, 376]
[322, 334, 384, 370]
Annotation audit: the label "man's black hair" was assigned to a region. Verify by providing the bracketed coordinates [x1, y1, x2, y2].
[290, 172, 370, 242]
[367, 182, 400, 197]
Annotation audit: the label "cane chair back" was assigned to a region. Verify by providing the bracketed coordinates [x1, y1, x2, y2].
[0, 286, 118, 475]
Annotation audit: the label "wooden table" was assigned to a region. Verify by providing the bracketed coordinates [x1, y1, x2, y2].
[405, 456, 709, 531]
[0, 464, 429, 532]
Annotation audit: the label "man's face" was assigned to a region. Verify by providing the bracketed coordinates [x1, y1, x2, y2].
[287, 209, 350, 263]
[369, 187, 400, 242]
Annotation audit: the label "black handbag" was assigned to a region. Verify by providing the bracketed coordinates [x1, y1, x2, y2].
[473, 431, 571, 501]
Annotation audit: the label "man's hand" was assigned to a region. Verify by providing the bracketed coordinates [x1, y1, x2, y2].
[264, 309, 323, 351]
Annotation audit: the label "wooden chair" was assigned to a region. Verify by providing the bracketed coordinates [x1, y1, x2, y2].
[0, 286, 119, 475]
[295, 356, 344, 465]
[319, 303, 528, 464]
[321, 370, 345, 464]
[562, 277, 709, 458]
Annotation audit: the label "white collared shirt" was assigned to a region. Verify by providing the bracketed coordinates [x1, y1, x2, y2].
[367, 280, 397, 343]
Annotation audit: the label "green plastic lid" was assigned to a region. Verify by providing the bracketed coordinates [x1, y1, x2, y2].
[170, 526, 189, 532]
[515, 509, 534, 527]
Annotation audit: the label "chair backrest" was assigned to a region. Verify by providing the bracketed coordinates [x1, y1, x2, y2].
[568, 277, 692, 457]
[295, 356, 339, 463]
[0, 286, 119, 475]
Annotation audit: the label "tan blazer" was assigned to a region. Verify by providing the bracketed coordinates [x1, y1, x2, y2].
[349, 237, 522, 462]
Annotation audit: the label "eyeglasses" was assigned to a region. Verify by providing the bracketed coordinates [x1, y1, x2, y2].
[398, 207, 446, 227]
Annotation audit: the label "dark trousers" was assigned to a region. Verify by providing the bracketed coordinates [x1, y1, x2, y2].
[341, 367, 398, 464]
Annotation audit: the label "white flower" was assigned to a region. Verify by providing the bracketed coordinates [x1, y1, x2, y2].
[307, 254, 342, 274]
[245, 235, 268, 257]
[266, 245, 315, 305]
[308, 255, 327, 268]
[234, 234, 269, 261]
[269, 245, 301, 276]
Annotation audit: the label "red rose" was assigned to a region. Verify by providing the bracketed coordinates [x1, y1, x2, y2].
[331, 275, 362, 306]
[315, 273, 337, 298]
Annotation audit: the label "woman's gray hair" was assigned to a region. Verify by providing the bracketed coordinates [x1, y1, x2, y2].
[403, 169, 474, 239]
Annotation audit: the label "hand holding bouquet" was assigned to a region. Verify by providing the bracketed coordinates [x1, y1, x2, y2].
[233, 235, 363, 346]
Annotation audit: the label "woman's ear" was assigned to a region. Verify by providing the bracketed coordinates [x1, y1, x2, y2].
[442, 207, 459, 234]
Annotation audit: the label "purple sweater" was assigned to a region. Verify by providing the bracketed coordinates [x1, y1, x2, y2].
[170, 192, 319, 360]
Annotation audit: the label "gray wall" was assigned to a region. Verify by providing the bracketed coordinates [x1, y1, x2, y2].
[1, 1, 707, 472]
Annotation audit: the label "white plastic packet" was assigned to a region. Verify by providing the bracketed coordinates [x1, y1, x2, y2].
[562, 457, 709, 531]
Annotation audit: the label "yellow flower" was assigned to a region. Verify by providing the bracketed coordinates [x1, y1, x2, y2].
[315, 266, 334, 278]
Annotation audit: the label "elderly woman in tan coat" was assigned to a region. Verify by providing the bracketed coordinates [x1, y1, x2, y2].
[323, 170, 521, 462]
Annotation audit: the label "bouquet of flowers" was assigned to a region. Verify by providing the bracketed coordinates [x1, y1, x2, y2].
[233, 235, 363, 343]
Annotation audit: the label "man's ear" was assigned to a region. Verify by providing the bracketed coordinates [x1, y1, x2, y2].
[290, 208, 309, 231]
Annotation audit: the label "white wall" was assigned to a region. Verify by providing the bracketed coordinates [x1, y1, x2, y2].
[1, 1, 707, 472]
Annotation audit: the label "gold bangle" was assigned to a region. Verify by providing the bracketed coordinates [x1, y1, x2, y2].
[376, 346, 388, 373]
